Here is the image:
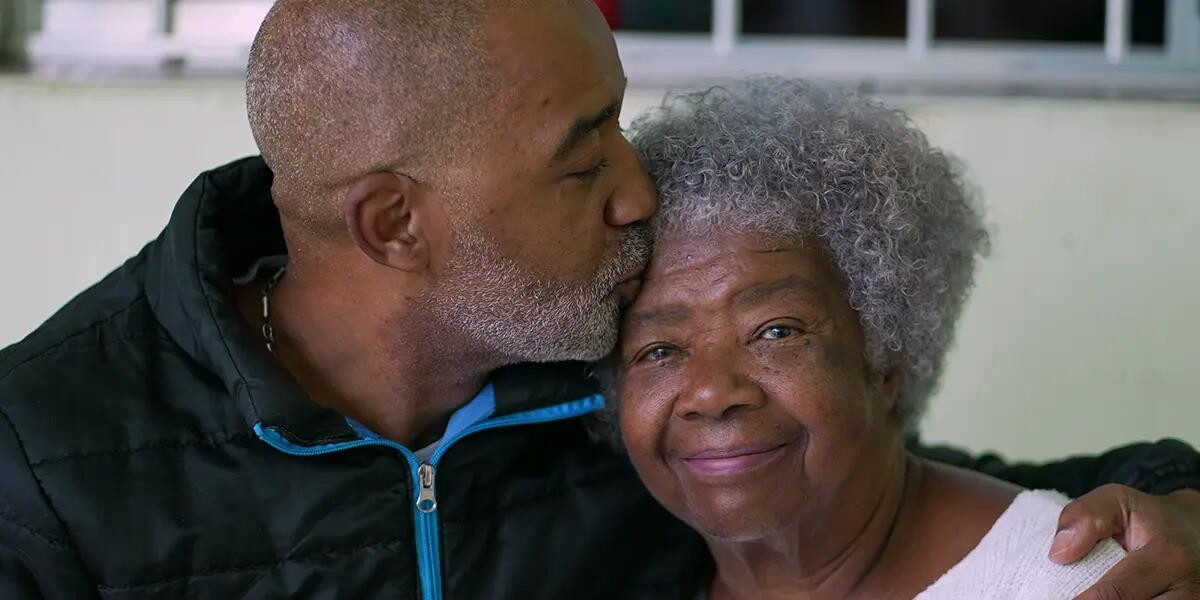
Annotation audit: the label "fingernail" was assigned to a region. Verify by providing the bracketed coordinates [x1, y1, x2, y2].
[1050, 527, 1075, 557]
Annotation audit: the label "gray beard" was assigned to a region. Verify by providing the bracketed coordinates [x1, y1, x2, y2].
[428, 222, 650, 364]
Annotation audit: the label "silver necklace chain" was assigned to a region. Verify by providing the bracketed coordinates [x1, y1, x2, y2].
[260, 266, 286, 354]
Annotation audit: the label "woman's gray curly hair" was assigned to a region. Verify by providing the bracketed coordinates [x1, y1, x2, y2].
[622, 77, 988, 427]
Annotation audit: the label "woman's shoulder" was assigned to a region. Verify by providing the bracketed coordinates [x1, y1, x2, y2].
[910, 460, 1023, 571]
[916, 489, 1126, 599]
[923, 458, 1023, 512]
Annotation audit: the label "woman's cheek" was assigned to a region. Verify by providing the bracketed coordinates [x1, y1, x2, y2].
[751, 339, 863, 425]
[619, 368, 678, 446]
[750, 338, 817, 379]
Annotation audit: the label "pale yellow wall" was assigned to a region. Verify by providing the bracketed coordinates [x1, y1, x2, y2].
[904, 98, 1200, 461]
[2, 77, 1196, 460]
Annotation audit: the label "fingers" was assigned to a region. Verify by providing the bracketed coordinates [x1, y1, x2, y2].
[1062, 485, 1200, 599]
[1070, 547, 1173, 600]
[1052, 484, 1138, 564]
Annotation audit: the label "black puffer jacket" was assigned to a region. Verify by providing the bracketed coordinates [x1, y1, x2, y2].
[2, 157, 1197, 599]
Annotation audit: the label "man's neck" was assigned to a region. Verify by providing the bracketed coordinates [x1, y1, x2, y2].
[237, 271, 502, 448]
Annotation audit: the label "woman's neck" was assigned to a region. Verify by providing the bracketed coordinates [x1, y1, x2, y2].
[706, 454, 922, 600]
[706, 456, 1018, 600]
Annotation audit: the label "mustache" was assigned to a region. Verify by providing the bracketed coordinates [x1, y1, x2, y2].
[604, 222, 653, 283]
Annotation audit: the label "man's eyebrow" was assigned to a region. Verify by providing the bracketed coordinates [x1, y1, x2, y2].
[730, 275, 823, 308]
[551, 103, 618, 163]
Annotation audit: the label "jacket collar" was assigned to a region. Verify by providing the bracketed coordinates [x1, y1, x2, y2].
[143, 156, 600, 447]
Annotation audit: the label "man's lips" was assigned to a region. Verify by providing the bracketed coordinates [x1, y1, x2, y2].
[677, 443, 789, 477]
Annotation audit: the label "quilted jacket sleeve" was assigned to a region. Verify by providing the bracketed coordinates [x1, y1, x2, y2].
[0, 408, 97, 600]
[914, 437, 1200, 497]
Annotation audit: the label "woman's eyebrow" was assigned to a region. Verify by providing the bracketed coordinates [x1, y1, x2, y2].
[624, 304, 691, 332]
[730, 275, 822, 308]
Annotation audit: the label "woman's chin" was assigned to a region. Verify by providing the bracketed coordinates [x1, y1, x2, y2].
[690, 511, 796, 543]
[681, 492, 799, 543]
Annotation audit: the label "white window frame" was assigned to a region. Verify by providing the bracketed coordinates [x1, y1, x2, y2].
[21, 0, 1200, 98]
[617, 0, 1200, 98]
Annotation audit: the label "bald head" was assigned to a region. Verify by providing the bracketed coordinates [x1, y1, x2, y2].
[246, 0, 521, 233]
[242, 0, 652, 371]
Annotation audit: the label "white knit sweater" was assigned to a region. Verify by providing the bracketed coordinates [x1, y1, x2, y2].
[915, 489, 1126, 599]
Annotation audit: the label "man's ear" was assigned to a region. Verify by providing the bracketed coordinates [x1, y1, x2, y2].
[342, 172, 430, 271]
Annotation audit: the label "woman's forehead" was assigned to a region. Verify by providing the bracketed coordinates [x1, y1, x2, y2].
[645, 233, 811, 280]
[633, 233, 834, 314]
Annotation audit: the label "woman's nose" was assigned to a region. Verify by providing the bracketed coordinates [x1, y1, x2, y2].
[674, 351, 766, 421]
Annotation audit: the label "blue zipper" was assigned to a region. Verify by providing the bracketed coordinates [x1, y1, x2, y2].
[253, 393, 604, 600]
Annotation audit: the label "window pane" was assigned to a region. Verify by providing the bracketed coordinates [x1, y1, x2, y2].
[742, 0, 906, 37]
[935, 0, 1165, 45]
[607, 0, 712, 32]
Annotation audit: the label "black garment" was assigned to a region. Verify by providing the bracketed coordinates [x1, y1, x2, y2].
[0, 157, 1197, 600]
[916, 438, 1200, 497]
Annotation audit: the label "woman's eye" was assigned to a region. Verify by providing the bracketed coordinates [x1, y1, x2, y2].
[636, 344, 677, 363]
[760, 325, 796, 340]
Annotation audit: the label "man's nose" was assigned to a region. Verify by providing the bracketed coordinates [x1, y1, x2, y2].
[604, 137, 658, 227]
[674, 349, 766, 421]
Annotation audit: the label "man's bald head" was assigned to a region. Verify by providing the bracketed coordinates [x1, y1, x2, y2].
[243, 0, 653, 369]
[246, 0, 521, 233]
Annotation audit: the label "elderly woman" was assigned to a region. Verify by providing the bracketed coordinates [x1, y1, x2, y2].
[611, 78, 1124, 598]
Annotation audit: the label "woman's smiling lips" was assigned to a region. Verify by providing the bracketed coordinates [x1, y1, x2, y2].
[677, 443, 790, 477]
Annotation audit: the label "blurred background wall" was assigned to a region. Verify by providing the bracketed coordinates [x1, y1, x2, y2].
[1, 0, 1198, 461]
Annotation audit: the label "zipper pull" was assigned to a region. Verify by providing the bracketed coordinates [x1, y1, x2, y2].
[416, 463, 437, 513]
